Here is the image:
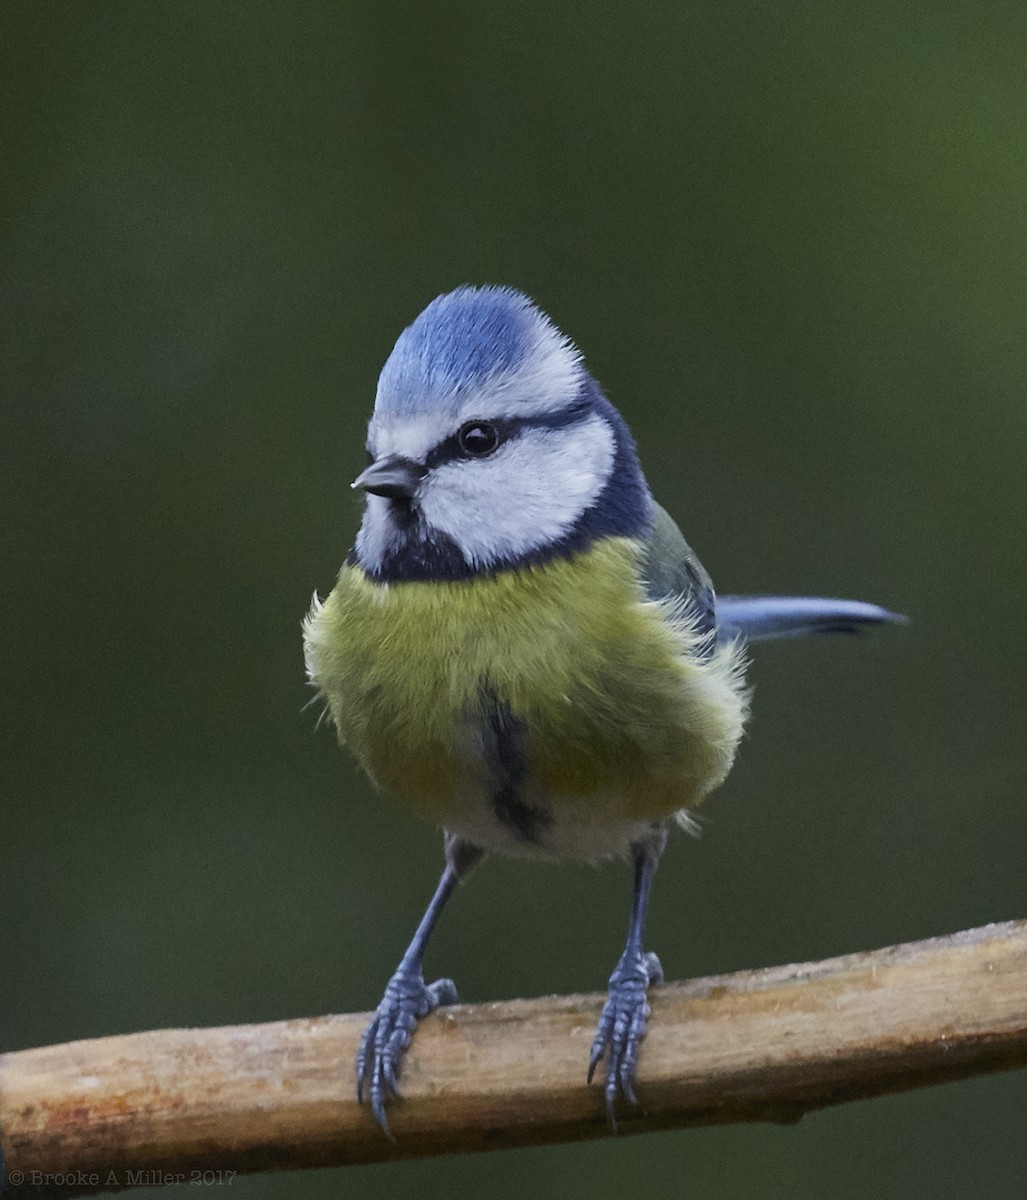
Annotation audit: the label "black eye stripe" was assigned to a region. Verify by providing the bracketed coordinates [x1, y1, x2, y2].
[423, 403, 592, 470]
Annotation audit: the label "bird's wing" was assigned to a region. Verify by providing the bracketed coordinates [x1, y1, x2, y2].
[639, 504, 906, 646]
[639, 503, 718, 647]
[716, 595, 906, 641]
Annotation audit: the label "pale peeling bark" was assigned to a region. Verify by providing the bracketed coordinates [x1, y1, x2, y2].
[1, 920, 1025, 1198]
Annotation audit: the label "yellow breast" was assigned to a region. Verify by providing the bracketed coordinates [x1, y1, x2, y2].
[304, 539, 747, 840]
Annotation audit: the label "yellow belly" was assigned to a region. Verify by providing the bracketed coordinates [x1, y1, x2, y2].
[304, 539, 747, 854]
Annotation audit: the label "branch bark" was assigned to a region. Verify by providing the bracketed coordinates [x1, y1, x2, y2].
[1, 920, 1025, 1197]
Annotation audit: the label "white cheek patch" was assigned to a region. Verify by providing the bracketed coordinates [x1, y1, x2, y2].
[417, 413, 616, 568]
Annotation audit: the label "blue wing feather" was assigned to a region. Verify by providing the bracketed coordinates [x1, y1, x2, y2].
[717, 595, 906, 641]
[639, 504, 905, 646]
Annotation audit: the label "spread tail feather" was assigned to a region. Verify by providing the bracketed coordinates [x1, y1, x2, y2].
[717, 595, 906, 642]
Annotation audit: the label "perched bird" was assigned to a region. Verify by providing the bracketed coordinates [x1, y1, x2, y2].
[303, 285, 902, 1134]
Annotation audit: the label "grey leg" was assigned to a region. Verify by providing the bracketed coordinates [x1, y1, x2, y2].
[356, 833, 482, 1136]
[588, 828, 667, 1128]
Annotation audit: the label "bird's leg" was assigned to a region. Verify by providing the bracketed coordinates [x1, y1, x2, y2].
[357, 833, 482, 1136]
[588, 827, 667, 1128]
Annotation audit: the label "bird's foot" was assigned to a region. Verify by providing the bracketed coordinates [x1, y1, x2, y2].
[356, 969, 459, 1137]
[588, 949, 663, 1128]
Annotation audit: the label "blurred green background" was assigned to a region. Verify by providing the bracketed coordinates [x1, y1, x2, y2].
[3, 2, 1025, 1196]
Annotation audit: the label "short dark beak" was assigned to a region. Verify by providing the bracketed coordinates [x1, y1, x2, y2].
[351, 454, 427, 500]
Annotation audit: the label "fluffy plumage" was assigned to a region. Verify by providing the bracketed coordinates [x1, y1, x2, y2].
[373, 285, 583, 424]
[303, 284, 902, 1133]
[306, 285, 748, 858]
[354, 289, 654, 584]
[305, 538, 747, 860]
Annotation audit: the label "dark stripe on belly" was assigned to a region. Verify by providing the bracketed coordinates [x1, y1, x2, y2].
[483, 692, 550, 845]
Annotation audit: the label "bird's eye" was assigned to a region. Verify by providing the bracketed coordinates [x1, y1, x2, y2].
[457, 422, 501, 457]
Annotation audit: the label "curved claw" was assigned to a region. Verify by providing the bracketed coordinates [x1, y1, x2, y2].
[588, 950, 663, 1129]
[356, 971, 459, 1137]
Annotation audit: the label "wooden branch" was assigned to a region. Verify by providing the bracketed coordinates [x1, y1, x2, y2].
[1, 920, 1025, 1197]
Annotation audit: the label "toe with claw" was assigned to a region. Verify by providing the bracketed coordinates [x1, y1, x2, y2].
[356, 969, 459, 1136]
[588, 949, 663, 1128]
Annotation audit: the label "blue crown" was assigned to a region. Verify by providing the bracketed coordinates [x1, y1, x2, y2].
[376, 286, 549, 414]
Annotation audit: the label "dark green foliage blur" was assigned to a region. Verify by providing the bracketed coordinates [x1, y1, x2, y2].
[3, 2, 1025, 1197]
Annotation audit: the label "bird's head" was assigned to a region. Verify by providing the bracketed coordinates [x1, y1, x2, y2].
[352, 286, 652, 582]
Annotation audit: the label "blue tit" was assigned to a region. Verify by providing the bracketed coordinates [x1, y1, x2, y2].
[303, 285, 903, 1133]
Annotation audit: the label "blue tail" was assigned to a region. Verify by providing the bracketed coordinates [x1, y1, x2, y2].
[717, 595, 906, 642]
